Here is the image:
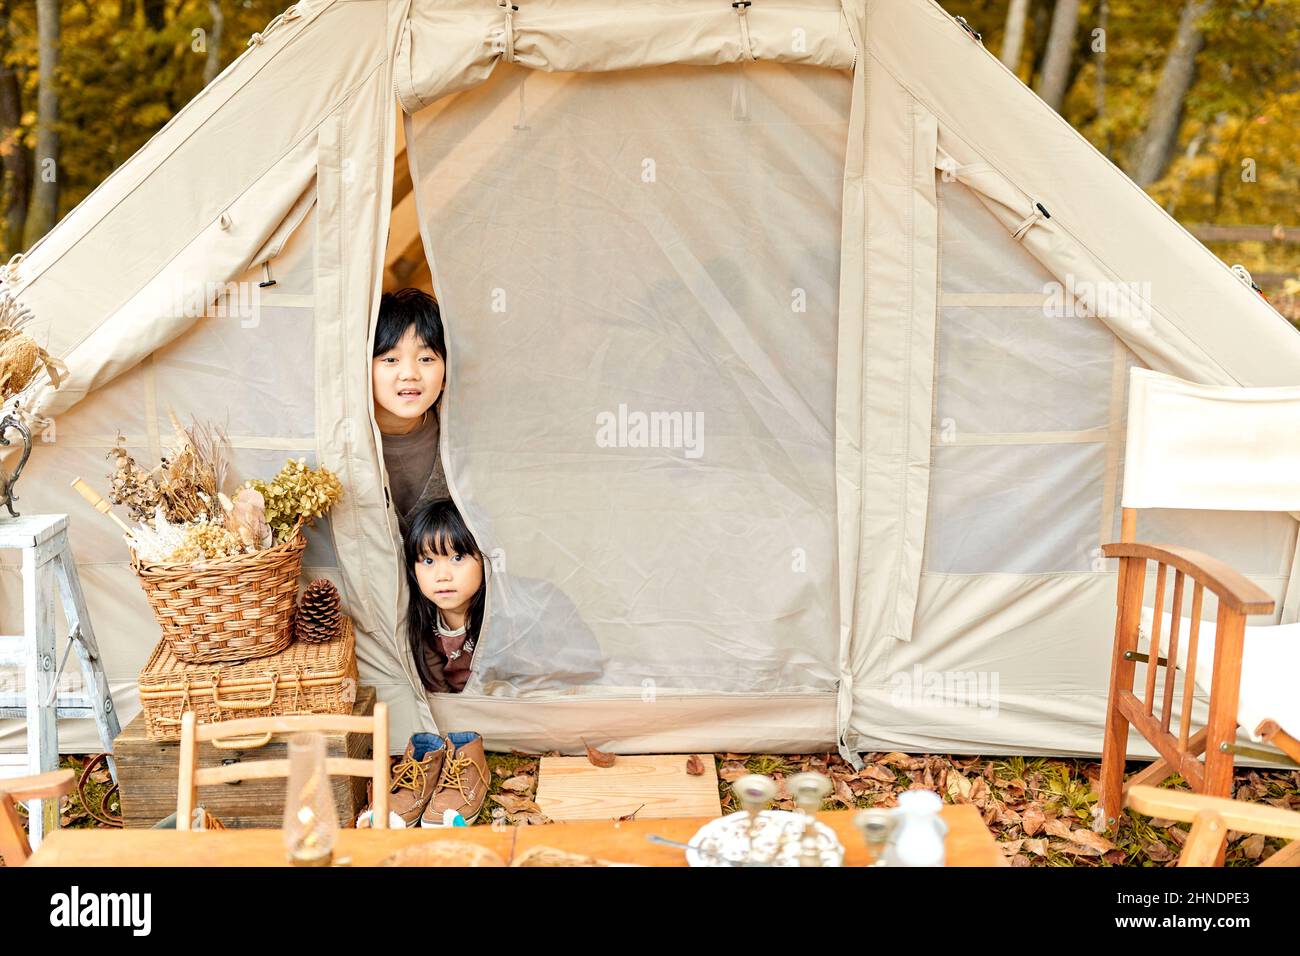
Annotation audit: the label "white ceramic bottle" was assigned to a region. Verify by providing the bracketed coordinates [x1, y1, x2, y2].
[884, 789, 947, 867]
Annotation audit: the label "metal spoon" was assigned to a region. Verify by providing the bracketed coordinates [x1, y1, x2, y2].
[645, 833, 763, 866]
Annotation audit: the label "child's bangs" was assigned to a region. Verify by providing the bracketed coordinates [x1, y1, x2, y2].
[418, 523, 479, 560]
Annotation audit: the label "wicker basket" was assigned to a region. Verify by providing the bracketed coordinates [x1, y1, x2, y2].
[130, 524, 306, 664]
[137, 616, 358, 741]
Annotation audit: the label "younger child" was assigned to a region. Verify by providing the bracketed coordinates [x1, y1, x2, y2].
[404, 497, 485, 694]
[372, 288, 448, 535]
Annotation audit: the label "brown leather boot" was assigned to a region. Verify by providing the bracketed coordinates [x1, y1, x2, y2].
[388, 733, 445, 827]
[422, 731, 488, 826]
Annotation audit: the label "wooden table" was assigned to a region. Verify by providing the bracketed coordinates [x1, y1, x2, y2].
[26, 806, 1006, 867]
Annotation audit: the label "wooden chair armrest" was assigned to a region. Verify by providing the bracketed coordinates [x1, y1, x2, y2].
[1126, 785, 1300, 841]
[0, 769, 76, 802]
[1101, 542, 1275, 614]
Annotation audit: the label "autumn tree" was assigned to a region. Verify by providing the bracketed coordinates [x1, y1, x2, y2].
[1128, 0, 1213, 188]
[22, 0, 59, 249]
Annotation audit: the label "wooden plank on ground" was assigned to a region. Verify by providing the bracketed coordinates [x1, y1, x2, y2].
[534, 754, 721, 822]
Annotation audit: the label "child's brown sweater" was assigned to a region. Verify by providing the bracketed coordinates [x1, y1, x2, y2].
[420, 612, 476, 693]
[380, 412, 450, 533]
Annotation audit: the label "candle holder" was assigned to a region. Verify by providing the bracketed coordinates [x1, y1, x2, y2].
[282, 731, 338, 867]
[731, 774, 777, 862]
[788, 772, 834, 867]
[852, 808, 895, 866]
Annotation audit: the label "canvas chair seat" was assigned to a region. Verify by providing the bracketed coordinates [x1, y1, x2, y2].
[1138, 606, 1300, 744]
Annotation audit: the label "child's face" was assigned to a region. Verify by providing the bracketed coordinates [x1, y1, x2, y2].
[414, 544, 483, 621]
[372, 326, 445, 432]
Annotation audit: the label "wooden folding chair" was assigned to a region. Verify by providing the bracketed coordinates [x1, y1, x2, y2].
[1098, 369, 1300, 833]
[176, 702, 389, 830]
[0, 769, 76, 865]
[1126, 784, 1300, 867]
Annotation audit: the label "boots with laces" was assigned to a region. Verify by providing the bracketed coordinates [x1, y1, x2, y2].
[388, 733, 445, 827]
[421, 731, 488, 826]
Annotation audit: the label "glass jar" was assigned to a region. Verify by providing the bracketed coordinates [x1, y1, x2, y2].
[282, 731, 338, 866]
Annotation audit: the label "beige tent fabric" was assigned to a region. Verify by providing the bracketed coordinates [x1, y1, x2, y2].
[394, 0, 856, 112]
[840, 0, 1300, 760]
[3, 0, 1299, 763]
[1, 0, 431, 755]
[403, 58, 848, 737]
[868, 0, 1300, 387]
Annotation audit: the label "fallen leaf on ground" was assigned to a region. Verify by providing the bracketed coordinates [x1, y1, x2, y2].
[879, 752, 925, 770]
[584, 742, 616, 768]
[1144, 842, 1175, 862]
[1022, 838, 1048, 857]
[1043, 817, 1074, 839]
[498, 775, 534, 794]
[1054, 841, 1104, 857]
[685, 755, 705, 776]
[947, 772, 973, 803]
[862, 765, 897, 784]
[491, 793, 544, 815]
[1240, 833, 1265, 860]
[718, 760, 748, 782]
[616, 804, 645, 822]
[512, 811, 552, 826]
[1021, 806, 1045, 837]
[1069, 828, 1116, 853]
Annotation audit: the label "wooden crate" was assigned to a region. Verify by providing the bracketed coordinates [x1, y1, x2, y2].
[115, 686, 376, 829]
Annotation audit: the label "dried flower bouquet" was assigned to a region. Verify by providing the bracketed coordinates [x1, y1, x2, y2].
[108, 413, 342, 565]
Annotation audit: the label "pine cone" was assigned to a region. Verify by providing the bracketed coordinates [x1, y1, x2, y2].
[295, 579, 342, 644]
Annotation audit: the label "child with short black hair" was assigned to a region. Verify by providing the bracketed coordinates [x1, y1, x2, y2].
[372, 288, 448, 534]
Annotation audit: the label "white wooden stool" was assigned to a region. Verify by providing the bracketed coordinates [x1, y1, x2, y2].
[0, 514, 120, 849]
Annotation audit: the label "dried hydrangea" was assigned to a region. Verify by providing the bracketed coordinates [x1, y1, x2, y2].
[245, 458, 343, 543]
[164, 521, 243, 564]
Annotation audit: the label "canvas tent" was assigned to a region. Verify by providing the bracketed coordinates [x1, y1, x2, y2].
[3, 0, 1299, 764]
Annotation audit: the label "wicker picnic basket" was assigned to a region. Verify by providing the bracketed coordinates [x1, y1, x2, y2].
[130, 522, 306, 664]
[137, 616, 358, 742]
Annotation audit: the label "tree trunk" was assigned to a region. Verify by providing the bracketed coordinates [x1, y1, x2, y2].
[1128, 0, 1212, 189]
[1027, 0, 1053, 82]
[204, 0, 225, 85]
[0, 0, 32, 255]
[22, 0, 59, 250]
[1035, 0, 1081, 111]
[1000, 0, 1031, 73]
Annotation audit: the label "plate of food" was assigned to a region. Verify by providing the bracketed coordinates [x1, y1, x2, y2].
[686, 809, 844, 867]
